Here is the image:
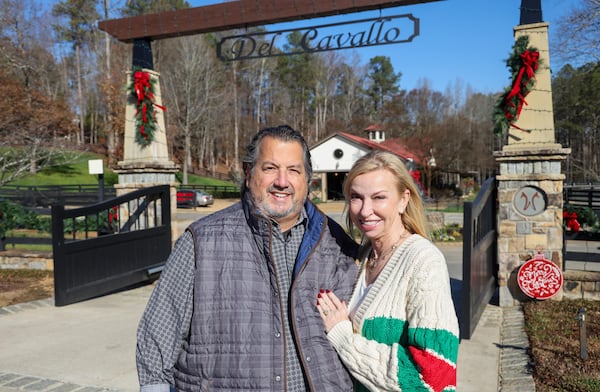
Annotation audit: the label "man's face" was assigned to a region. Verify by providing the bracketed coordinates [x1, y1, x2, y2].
[246, 136, 308, 232]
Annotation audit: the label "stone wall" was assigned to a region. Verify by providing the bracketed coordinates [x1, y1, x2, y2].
[0, 250, 53, 270]
[563, 270, 600, 300]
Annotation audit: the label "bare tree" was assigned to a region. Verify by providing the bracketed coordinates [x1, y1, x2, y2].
[0, 0, 79, 185]
[0, 0, 63, 96]
[462, 88, 498, 181]
[52, 0, 99, 145]
[0, 67, 78, 185]
[161, 35, 227, 184]
[553, 0, 600, 66]
[231, 61, 240, 173]
[311, 52, 344, 142]
[334, 53, 368, 128]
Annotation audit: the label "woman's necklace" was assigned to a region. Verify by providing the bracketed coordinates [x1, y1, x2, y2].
[366, 230, 410, 271]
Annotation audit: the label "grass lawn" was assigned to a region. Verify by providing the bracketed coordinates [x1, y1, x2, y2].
[8, 151, 115, 186]
[7, 151, 237, 188]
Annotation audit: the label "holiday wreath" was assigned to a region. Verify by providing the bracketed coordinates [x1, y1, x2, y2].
[127, 67, 165, 147]
[493, 35, 541, 137]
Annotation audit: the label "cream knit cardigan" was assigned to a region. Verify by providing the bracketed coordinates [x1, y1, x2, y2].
[326, 234, 460, 392]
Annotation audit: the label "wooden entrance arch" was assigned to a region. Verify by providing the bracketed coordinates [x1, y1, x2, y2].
[99, 0, 442, 44]
[99, 0, 442, 68]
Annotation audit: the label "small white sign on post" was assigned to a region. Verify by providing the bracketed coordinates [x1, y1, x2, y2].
[88, 159, 105, 201]
[88, 159, 104, 175]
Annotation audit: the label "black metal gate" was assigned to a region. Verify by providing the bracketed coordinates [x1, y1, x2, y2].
[460, 177, 498, 340]
[51, 185, 172, 306]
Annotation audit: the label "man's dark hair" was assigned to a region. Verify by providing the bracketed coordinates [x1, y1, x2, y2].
[243, 125, 313, 181]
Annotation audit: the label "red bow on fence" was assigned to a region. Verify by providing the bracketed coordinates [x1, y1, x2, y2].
[563, 211, 581, 232]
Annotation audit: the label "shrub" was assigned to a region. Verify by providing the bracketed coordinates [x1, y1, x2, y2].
[0, 200, 45, 238]
[564, 205, 600, 233]
[431, 223, 463, 242]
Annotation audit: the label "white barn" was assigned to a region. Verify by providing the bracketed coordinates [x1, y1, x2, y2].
[309, 127, 422, 202]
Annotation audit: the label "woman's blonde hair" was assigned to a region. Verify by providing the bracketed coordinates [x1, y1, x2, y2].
[343, 150, 428, 240]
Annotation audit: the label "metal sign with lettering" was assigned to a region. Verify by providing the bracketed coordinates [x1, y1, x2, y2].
[512, 185, 547, 217]
[216, 14, 419, 61]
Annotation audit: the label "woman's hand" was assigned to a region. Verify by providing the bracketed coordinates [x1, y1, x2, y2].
[316, 289, 350, 332]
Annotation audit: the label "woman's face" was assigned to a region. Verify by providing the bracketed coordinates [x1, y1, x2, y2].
[348, 168, 410, 243]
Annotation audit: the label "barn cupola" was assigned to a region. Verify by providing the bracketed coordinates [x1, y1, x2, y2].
[364, 124, 385, 143]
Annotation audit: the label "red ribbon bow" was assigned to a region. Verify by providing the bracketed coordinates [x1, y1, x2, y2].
[133, 71, 153, 103]
[504, 50, 539, 129]
[563, 211, 581, 232]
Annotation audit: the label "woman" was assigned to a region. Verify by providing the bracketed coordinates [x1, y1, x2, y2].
[317, 150, 459, 392]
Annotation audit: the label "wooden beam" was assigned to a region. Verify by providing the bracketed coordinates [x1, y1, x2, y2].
[98, 0, 443, 43]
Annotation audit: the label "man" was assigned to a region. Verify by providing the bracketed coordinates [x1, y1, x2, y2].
[136, 125, 359, 391]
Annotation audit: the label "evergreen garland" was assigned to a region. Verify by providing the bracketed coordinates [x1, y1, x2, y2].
[127, 67, 165, 147]
[493, 35, 541, 136]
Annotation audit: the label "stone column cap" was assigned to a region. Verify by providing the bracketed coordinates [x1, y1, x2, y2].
[494, 146, 571, 161]
[115, 160, 180, 173]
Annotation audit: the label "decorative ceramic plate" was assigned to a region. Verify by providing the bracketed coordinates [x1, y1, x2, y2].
[517, 253, 563, 299]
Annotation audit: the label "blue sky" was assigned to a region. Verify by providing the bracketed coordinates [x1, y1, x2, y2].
[189, 0, 581, 94]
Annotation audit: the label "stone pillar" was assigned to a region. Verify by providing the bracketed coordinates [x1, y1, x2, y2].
[494, 18, 571, 306]
[495, 148, 569, 306]
[505, 22, 560, 150]
[114, 68, 180, 238]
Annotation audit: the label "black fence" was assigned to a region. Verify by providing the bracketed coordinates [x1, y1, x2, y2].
[1, 236, 52, 250]
[177, 184, 241, 199]
[564, 183, 600, 216]
[563, 183, 600, 270]
[0, 184, 241, 209]
[0, 184, 116, 210]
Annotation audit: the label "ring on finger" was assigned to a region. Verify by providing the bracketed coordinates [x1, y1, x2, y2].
[323, 309, 329, 316]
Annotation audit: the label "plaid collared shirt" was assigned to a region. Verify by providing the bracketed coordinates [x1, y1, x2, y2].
[270, 210, 308, 391]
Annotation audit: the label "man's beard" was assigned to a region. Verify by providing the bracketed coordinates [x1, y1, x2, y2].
[252, 185, 304, 220]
